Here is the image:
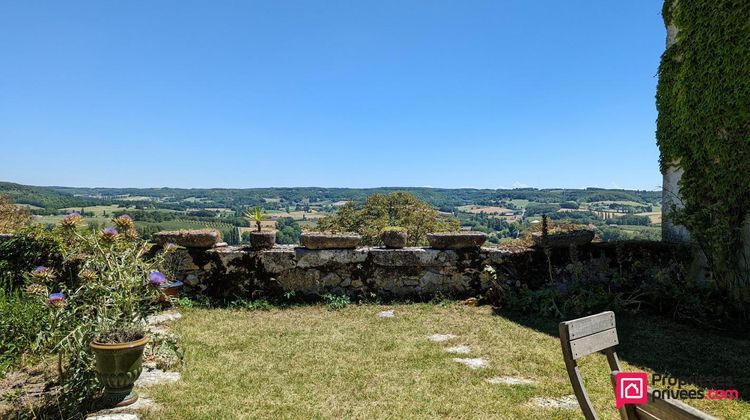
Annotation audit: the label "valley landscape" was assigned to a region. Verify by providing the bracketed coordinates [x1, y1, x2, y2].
[0, 181, 662, 245]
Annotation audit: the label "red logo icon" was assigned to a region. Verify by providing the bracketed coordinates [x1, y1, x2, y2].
[616, 372, 648, 408]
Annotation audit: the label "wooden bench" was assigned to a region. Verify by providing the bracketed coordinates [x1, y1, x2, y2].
[559, 311, 715, 420]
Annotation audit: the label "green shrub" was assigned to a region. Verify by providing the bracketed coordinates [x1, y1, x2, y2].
[0, 226, 66, 289]
[0, 280, 49, 374]
[381, 226, 407, 232]
[230, 298, 275, 311]
[322, 293, 350, 310]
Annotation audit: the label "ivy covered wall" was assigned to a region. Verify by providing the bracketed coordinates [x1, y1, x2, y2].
[656, 0, 750, 301]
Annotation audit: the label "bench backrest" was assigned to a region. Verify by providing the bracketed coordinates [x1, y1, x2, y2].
[559, 311, 716, 420]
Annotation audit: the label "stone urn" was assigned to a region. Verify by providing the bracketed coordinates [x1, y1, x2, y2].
[250, 230, 276, 250]
[427, 232, 487, 250]
[300, 233, 361, 250]
[90, 334, 149, 407]
[531, 230, 594, 248]
[381, 229, 407, 249]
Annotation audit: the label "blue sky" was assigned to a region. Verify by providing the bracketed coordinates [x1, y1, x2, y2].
[0, 1, 665, 190]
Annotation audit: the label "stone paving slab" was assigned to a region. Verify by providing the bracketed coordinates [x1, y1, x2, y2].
[377, 310, 395, 318]
[445, 345, 471, 354]
[529, 395, 579, 410]
[452, 358, 489, 369]
[146, 311, 182, 325]
[486, 376, 536, 386]
[86, 397, 155, 419]
[135, 368, 181, 388]
[427, 334, 457, 342]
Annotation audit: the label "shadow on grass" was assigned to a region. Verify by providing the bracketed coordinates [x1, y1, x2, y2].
[495, 309, 750, 402]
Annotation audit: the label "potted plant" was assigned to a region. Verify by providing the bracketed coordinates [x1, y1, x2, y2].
[90, 325, 149, 407]
[381, 226, 408, 249]
[245, 207, 276, 250]
[32, 218, 164, 409]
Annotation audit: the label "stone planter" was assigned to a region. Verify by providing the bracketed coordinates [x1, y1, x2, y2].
[427, 232, 487, 250]
[300, 233, 361, 250]
[381, 230, 408, 249]
[153, 229, 221, 248]
[90, 335, 148, 407]
[250, 231, 276, 250]
[531, 230, 595, 248]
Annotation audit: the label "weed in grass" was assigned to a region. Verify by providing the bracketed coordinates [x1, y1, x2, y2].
[230, 298, 275, 311]
[175, 297, 195, 308]
[322, 293, 350, 310]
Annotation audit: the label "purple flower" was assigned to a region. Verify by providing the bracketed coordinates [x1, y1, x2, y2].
[113, 214, 135, 231]
[148, 271, 166, 286]
[31, 266, 55, 281]
[60, 212, 83, 228]
[48, 292, 65, 307]
[101, 226, 119, 241]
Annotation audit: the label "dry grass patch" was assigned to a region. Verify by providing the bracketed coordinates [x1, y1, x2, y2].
[143, 304, 750, 419]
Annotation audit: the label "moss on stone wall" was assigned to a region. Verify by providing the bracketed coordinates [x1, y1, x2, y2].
[656, 0, 750, 293]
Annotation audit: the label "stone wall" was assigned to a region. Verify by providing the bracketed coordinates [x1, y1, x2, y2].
[164, 241, 684, 301]
[170, 245, 513, 300]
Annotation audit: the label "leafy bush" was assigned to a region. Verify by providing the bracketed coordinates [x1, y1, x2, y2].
[322, 293, 350, 310]
[483, 243, 747, 331]
[276, 217, 302, 244]
[229, 298, 275, 311]
[317, 192, 459, 246]
[0, 226, 66, 288]
[0, 278, 49, 374]
[607, 214, 651, 226]
[0, 194, 32, 233]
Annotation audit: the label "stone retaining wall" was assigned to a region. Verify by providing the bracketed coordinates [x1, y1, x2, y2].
[164, 241, 685, 301]
[169, 245, 515, 300]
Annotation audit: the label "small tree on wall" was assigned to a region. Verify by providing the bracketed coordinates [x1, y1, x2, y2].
[317, 192, 460, 246]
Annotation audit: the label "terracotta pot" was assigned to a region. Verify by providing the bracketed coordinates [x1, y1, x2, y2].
[381, 230, 408, 249]
[90, 335, 148, 407]
[250, 231, 276, 250]
[427, 232, 487, 250]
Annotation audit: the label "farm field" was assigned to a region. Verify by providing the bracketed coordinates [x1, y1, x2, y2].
[457, 205, 514, 215]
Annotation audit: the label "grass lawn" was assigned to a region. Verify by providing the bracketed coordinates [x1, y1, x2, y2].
[143, 304, 750, 419]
